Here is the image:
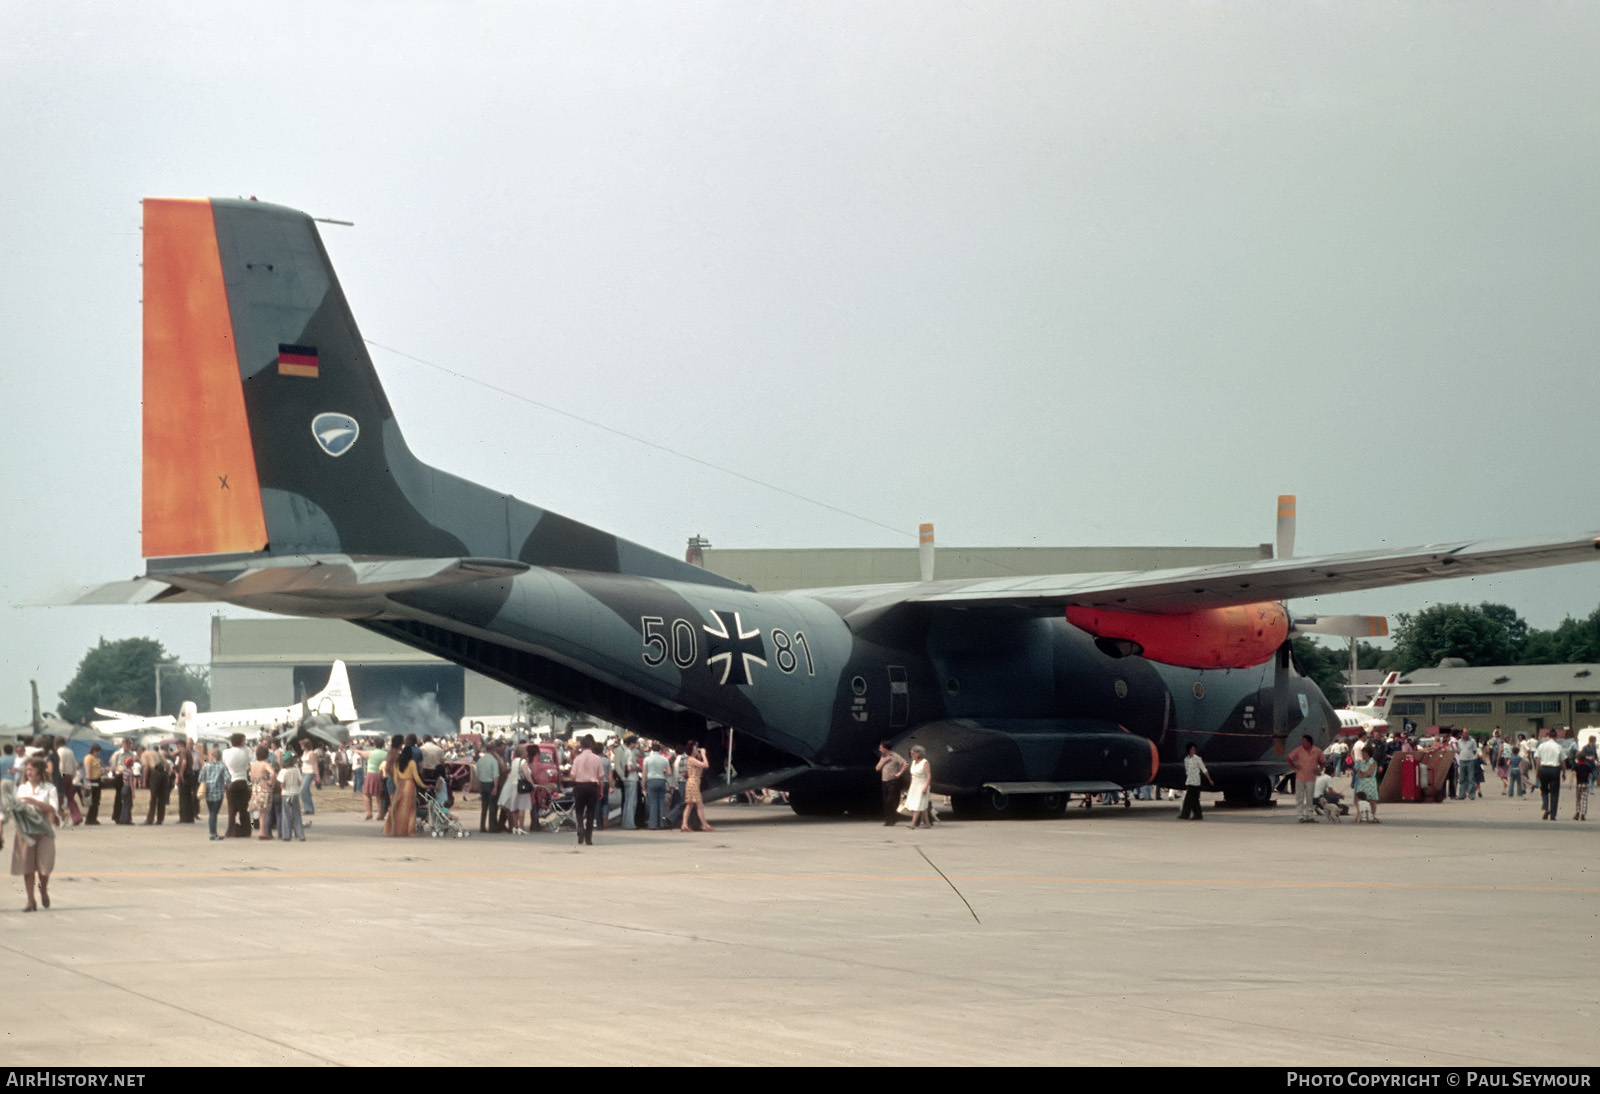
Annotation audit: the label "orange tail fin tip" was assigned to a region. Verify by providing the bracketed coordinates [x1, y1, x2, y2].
[141, 198, 268, 558]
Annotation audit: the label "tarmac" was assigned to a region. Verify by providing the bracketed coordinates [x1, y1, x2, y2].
[1, 783, 1595, 1067]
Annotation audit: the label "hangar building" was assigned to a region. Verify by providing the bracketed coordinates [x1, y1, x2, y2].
[1350, 663, 1600, 737]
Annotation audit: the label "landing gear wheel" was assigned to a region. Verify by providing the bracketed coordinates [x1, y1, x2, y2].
[1224, 774, 1277, 807]
[951, 791, 1015, 820]
[1034, 792, 1068, 817]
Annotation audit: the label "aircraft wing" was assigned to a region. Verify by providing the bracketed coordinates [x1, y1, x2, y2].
[91, 713, 175, 732]
[908, 531, 1600, 613]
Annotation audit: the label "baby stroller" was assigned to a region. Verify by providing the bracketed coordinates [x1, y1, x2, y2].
[419, 782, 470, 839]
[537, 784, 576, 833]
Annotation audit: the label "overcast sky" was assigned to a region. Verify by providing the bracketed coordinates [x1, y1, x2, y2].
[3, 2, 1598, 724]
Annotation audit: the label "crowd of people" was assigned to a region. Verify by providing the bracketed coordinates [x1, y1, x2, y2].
[1290, 725, 1597, 824]
[435, 733, 723, 842]
[4, 718, 1595, 911]
[0, 726, 766, 913]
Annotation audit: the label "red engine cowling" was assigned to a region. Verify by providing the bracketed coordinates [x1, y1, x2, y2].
[1065, 602, 1289, 670]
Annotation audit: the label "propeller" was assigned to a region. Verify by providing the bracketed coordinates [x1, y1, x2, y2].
[918, 523, 935, 583]
[1291, 615, 1389, 640]
[1270, 497, 1387, 751]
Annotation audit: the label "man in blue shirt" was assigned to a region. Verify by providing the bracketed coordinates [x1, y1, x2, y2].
[642, 744, 671, 830]
[475, 744, 503, 834]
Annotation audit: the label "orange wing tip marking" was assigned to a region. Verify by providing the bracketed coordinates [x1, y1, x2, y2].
[142, 198, 268, 558]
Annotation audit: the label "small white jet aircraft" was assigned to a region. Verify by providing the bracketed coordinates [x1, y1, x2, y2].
[1333, 671, 1402, 734]
[91, 661, 358, 742]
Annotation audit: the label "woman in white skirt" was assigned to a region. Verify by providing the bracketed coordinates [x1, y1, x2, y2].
[904, 745, 933, 830]
[500, 745, 534, 834]
[8, 758, 63, 911]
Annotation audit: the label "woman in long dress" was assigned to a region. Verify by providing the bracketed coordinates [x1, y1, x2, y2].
[7, 758, 63, 911]
[904, 745, 932, 829]
[384, 734, 421, 836]
[679, 742, 715, 833]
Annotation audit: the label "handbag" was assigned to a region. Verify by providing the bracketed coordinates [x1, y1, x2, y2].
[516, 761, 533, 795]
[896, 791, 913, 817]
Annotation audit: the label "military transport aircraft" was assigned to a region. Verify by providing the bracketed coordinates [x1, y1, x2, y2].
[60, 197, 1600, 818]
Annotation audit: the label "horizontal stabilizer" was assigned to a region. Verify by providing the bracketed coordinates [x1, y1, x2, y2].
[161, 556, 530, 601]
[32, 557, 527, 611]
[26, 577, 206, 608]
[93, 707, 146, 720]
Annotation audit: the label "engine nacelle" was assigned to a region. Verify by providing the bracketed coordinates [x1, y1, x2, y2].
[1065, 602, 1289, 670]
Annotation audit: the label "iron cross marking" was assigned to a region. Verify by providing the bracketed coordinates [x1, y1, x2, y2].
[703, 610, 767, 686]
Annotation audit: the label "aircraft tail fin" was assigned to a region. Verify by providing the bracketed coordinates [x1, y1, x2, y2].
[1360, 671, 1401, 714]
[308, 659, 359, 722]
[140, 198, 745, 590]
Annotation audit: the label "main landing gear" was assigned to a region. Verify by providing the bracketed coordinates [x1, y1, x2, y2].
[1221, 773, 1276, 808]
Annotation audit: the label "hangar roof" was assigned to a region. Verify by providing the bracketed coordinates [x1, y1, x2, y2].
[1392, 663, 1600, 697]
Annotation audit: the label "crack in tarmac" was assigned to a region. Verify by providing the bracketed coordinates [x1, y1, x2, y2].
[0, 940, 344, 1066]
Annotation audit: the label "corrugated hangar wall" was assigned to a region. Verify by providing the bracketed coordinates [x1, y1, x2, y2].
[209, 543, 1268, 720]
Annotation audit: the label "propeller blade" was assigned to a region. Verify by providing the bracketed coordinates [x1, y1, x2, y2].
[918, 522, 935, 583]
[1272, 641, 1292, 747]
[1292, 615, 1389, 638]
[1276, 494, 1296, 560]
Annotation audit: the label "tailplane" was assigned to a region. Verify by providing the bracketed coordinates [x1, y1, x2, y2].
[141, 198, 743, 590]
[308, 660, 358, 722]
[1354, 671, 1401, 715]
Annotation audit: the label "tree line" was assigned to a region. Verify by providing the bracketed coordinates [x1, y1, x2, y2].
[56, 637, 210, 725]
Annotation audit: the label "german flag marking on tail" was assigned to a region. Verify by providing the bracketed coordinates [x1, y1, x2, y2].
[277, 344, 319, 378]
